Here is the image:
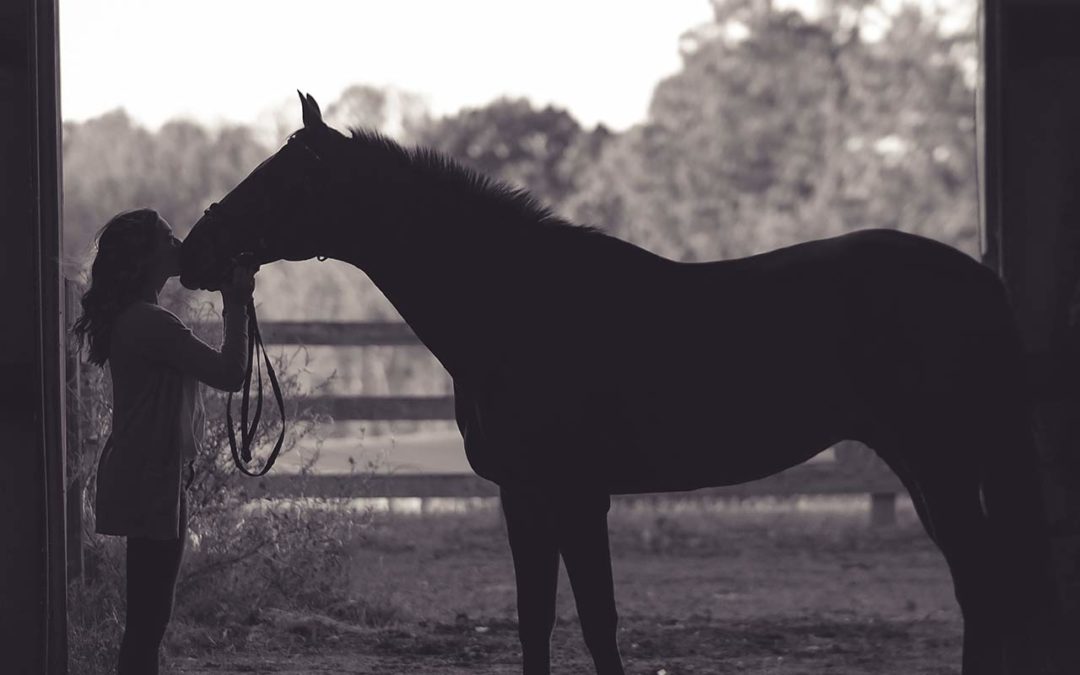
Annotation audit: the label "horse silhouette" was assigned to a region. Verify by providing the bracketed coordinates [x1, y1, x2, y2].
[179, 92, 1057, 675]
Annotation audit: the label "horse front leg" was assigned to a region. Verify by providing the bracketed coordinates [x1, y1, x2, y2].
[501, 485, 560, 675]
[556, 491, 625, 675]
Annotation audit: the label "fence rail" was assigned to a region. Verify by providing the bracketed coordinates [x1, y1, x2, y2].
[299, 395, 456, 421]
[239, 463, 904, 503]
[225, 320, 425, 347]
[67, 310, 899, 530]
[203, 319, 902, 524]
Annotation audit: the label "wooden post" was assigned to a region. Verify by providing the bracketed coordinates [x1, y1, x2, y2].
[833, 440, 898, 528]
[870, 493, 897, 528]
[982, 0, 1080, 667]
[0, 0, 67, 672]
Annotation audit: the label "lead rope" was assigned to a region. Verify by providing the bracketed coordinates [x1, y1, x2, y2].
[226, 298, 286, 476]
[226, 256, 328, 476]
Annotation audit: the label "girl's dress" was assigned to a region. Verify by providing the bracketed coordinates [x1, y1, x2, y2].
[95, 300, 248, 539]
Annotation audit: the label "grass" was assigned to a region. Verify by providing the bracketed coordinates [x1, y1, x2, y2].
[71, 495, 962, 674]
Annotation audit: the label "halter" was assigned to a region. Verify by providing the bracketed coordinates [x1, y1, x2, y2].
[204, 133, 331, 476]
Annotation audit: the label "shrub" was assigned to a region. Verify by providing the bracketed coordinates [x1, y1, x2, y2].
[67, 288, 381, 672]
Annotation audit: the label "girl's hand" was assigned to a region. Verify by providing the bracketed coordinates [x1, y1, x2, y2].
[221, 266, 256, 306]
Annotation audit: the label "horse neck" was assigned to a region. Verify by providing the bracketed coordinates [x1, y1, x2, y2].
[325, 162, 529, 381]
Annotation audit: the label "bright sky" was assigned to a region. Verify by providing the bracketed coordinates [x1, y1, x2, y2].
[59, 0, 718, 132]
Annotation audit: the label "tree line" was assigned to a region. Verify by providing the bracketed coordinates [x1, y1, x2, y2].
[63, 0, 978, 328]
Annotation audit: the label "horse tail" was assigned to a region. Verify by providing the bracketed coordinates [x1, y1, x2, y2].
[976, 272, 1058, 628]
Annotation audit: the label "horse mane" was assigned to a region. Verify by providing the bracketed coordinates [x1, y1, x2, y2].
[344, 127, 602, 240]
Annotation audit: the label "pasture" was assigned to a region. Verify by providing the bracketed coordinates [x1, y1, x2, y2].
[164, 493, 961, 675]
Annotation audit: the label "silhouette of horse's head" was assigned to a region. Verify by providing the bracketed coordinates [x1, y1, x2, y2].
[180, 91, 346, 291]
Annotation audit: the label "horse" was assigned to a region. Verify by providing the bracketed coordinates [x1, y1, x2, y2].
[179, 92, 1058, 674]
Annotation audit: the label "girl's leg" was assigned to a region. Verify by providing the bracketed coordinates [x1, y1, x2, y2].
[117, 496, 188, 675]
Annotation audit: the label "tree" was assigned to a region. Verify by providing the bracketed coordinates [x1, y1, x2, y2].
[63, 112, 275, 272]
[63, 110, 158, 268]
[415, 97, 605, 213]
[324, 84, 432, 144]
[564, 0, 979, 261]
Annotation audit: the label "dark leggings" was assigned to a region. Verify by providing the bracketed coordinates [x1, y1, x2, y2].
[117, 493, 188, 675]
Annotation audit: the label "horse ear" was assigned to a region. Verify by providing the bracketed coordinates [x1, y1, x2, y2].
[298, 90, 325, 128]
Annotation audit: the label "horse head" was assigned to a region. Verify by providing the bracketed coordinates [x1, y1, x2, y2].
[179, 91, 347, 291]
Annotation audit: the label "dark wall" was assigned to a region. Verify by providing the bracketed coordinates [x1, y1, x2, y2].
[984, 0, 1080, 638]
[0, 0, 67, 671]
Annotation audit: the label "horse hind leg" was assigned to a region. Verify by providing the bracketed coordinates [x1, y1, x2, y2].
[913, 466, 1006, 675]
[869, 432, 1005, 675]
[977, 405, 1061, 673]
[882, 424, 1062, 675]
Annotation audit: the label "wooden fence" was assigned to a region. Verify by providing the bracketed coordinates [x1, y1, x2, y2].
[190, 318, 904, 525]
[62, 278, 904, 586]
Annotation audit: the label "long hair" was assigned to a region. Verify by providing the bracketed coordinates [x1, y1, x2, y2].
[70, 208, 162, 367]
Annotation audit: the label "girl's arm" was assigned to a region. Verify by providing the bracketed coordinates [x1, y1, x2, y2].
[131, 300, 249, 391]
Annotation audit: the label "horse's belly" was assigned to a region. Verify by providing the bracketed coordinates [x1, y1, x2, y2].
[456, 332, 858, 494]
[603, 365, 853, 494]
[603, 423, 833, 495]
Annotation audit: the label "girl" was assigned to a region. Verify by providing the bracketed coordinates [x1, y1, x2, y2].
[71, 207, 257, 674]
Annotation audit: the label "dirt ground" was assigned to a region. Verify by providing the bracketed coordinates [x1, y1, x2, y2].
[169, 496, 962, 674]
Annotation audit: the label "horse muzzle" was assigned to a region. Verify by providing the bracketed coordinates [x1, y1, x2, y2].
[178, 250, 222, 291]
[179, 238, 254, 293]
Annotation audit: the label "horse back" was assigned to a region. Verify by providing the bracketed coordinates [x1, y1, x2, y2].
[460, 228, 1000, 493]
